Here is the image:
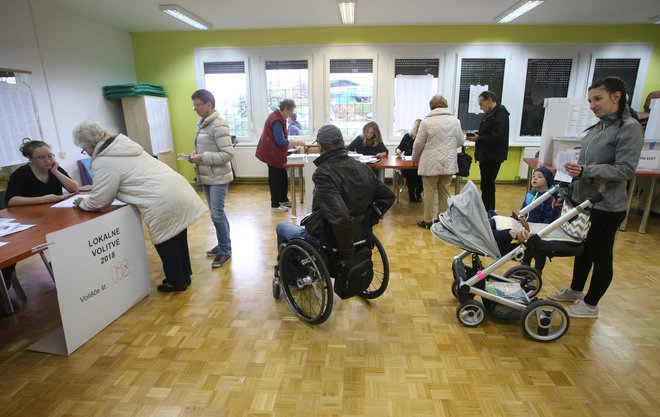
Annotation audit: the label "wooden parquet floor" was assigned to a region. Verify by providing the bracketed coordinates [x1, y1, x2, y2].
[1, 182, 659, 417]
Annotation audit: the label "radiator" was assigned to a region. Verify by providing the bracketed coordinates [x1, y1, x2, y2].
[233, 146, 268, 178]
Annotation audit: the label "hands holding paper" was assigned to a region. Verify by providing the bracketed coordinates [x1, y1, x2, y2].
[564, 162, 583, 178]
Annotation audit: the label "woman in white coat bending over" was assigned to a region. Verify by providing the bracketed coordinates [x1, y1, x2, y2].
[72, 121, 207, 293]
[412, 95, 464, 229]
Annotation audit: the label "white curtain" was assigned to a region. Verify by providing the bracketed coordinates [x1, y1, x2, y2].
[393, 75, 434, 133]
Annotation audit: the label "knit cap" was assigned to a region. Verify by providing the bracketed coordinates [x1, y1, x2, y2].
[533, 166, 554, 188]
[316, 124, 343, 145]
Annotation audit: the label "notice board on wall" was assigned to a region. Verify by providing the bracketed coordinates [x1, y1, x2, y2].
[0, 69, 42, 168]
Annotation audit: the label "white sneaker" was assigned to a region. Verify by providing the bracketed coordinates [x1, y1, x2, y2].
[279, 201, 292, 208]
[271, 205, 289, 212]
[547, 287, 583, 302]
[566, 299, 598, 318]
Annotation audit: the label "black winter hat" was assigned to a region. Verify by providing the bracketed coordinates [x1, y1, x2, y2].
[316, 124, 343, 145]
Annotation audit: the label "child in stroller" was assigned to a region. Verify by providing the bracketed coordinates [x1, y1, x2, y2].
[431, 181, 601, 342]
[489, 166, 560, 274]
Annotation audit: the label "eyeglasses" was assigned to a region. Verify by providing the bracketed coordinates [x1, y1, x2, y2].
[30, 153, 55, 161]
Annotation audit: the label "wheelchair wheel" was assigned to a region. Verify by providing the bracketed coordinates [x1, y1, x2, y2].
[520, 300, 569, 342]
[456, 299, 486, 327]
[361, 235, 389, 299]
[503, 265, 542, 298]
[278, 239, 333, 324]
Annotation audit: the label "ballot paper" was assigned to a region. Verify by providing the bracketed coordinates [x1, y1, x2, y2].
[51, 195, 127, 208]
[0, 222, 35, 237]
[553, 150, 580, 183]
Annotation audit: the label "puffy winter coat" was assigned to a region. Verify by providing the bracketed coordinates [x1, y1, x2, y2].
[193, 111, 234, 185]
[412, 108, 464, 176]
[79, 134, 207, 245]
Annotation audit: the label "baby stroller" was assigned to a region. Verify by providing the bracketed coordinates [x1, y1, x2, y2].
[431, 181, 602, 342]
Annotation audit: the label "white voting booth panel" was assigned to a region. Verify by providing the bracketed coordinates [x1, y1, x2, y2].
[538, 98, 598, 165]
[30, 206, 150, 355]
[645, 99, 660, 141]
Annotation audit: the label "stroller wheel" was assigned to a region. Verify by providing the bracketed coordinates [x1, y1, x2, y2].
[456, 300, 486, 327]
[450, 281, 459, 299]
[520, 300, 570, 342]
[503, 265, 542, 298]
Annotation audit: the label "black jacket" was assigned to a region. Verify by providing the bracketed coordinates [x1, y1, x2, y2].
[307, 148, 395, 258]
[475, 103, 510, 163]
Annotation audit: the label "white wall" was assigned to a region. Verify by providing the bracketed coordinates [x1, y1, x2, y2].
[0, 0, 135, 181]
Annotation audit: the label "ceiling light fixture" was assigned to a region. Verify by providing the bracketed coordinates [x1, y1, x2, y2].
[159, 5, 211, 30]
[650, 15, 660, 24]
[495, 0, 544, 24]
[337, 1, 356, 25]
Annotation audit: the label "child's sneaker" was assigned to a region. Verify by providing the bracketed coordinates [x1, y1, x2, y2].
[566, 299, 598, 318]
[547, 287, 583, 302]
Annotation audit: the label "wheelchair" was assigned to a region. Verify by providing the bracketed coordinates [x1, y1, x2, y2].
[272, 214, 390, 325]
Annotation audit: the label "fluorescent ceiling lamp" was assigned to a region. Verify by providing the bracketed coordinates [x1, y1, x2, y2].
[159, 5, 211, 30]
[338, 1, 356, 25]
[650, 15, 660, 24]
[495, 0, 544, 23]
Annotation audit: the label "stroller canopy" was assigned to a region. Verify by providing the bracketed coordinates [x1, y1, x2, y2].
[431, 181, 501, 259]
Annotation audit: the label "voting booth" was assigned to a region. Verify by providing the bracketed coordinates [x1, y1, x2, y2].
[29, 206, 150, 355]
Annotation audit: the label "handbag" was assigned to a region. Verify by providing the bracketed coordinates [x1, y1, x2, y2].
[456, 147, 472, 177]
[559, 200, 591, 240]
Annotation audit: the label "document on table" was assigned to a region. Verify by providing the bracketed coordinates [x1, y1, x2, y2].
[0, 222, 36, 237]
[554, 150, 580, 183]
[0, 242, 8, 247]
[51, 195, 127, 208]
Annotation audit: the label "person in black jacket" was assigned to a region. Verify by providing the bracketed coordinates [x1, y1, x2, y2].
[395, 119, 423, 202]
[276, 124, 395, 258]
[468, 91, 509, 211]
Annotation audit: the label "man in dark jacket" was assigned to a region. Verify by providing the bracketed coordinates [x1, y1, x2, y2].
[469, 91, 510, 211]
[276, 124, 395, 258]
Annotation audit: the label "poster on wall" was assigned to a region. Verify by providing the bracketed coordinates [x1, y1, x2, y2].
[468, 85, 488, 114]
[30, 205, 150, 355]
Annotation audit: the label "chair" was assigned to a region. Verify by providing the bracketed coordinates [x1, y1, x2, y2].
[272, 214, 389, 324]
[637, 90, 660, 128]
[0, 190, 27, 300]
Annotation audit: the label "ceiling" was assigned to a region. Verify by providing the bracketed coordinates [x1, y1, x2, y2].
[41, 0, 660, 32]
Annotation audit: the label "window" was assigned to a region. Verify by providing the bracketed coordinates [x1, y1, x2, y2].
[329, 59, 373, 138]
[266, 60, 309, 136]
[0, 71, 17, 84]
[457, 58, 505, 132]
[591, 58, 640, 103]
[520, 59, 572, 136]
[393, 59, 439, 135]
[203, 61, 249, 137]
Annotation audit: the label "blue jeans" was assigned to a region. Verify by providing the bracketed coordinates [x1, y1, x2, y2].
[276, 221, 321, 248]
[203, 184, 231, 255]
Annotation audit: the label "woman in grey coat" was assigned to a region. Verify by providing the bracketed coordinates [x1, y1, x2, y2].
[548, 76, 643, 318]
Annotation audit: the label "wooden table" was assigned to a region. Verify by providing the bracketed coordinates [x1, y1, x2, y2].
[368, 156, 418, 202]
[620, 170, 660, 234]
[369, 155, 469, 200]
[283, 162, 304, 219]
[0, 203, 118, 314]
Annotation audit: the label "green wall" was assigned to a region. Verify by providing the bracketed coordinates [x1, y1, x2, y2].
[132, 25, 660, 182]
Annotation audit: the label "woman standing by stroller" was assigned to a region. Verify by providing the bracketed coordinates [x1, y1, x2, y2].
[548, 76, 643, 318]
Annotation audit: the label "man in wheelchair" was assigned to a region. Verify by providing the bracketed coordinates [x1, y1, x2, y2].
[275, 124, 395, 307]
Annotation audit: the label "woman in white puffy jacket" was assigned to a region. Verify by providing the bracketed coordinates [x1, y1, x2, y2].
[189, 89, 234, 269]
[73, 121, 207, 292]
[412, 95, 464, 229]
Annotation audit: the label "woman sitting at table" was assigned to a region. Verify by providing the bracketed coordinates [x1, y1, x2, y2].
[347, 122, 388, 159]
[2, 138, 79, 289]
[71, 121, 208, 293]
[395, 119, 424, 202]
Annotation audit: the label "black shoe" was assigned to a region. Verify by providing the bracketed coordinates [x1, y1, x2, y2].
[161, 277, 191, 286]
[416, 220, 432, 229]
[157, 282, 187, 292]
[206, 247, 218, 257]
